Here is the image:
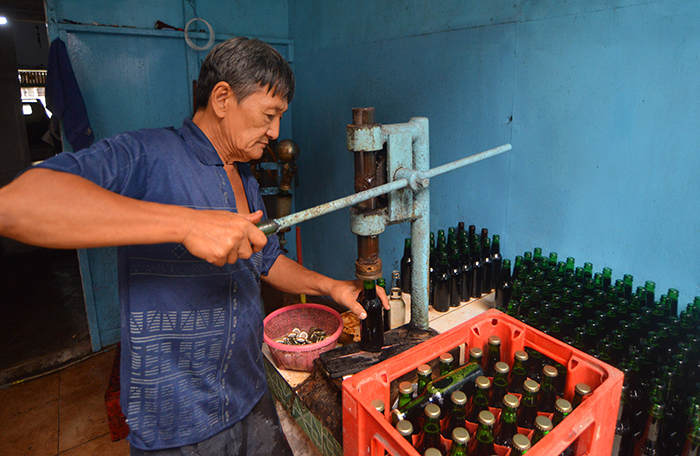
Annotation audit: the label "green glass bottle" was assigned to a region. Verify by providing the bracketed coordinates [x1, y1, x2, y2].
[471, 238, 484, 298]
[494, 258, 513, 310]
[612, 383, 632, 456]
[489, 361, 510, 408]
[417, 364, 433, 396]
[645, 281, 656, 308]
[517, 379, 540, 429]
[632, 401, 665, 456]
[467, 410, 496, 456]
[392, 362, 484, 425]
[511, 433, 532, 456]
[418, 403, 446, 455]
[681, 404, 700, 456]
[396, 419, 413, 445]
[441, 390, 467, 439]
[433, 250, 451, 312]
[553, 398, 572, 426]
[603, 267, 613, 291]
[467, 376, 492, 423]
[513, 255, 525, 280]
[439, 352, 455, 377]
[531, 415, 553, 445]
[469, 346, 484, 369]
[508, 350, 529, 394]
[378, 277, 390, 332]
[571, 382, 592, 409]
[482, 237, 493, 293]
[491, 235, 503, 292]
[398, 381, 414, 410]
[360, 280, 384, 352]
[485, 335, 502, 377]
[538, 365, 559, 413]
[449, 427, 470, 456]
[459, 236, 473, 302]
[371, 399, 385, 414]
[448, 241, 462, 308]
[494, 394, 520, 447]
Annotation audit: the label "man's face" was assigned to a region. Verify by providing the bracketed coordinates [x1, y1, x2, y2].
[220, 86, 288, 163]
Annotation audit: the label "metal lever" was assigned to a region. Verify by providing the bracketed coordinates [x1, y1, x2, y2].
[256, 143, 512, 236]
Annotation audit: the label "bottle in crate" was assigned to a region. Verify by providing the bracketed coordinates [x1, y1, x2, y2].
[467, 376, 491, 423]
[484, 335, 501, 377]
[494, 393, 520, 447]
[441, 391, 467, 440]
[531, 415, 553, 445]
[467, 410, 495, 456]
[538, 365, 559, 413]
[489, 361, 509, 409]
[517, 379, 540, 430]
[396, 419, 413, 445]
[417, 403, 445, 455]
[448, 427, 470, 456]
[508, 350, 529, 395]
[511, 433, 532, 456]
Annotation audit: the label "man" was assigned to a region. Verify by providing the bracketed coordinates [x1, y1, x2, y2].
[0, 37, 387, 455]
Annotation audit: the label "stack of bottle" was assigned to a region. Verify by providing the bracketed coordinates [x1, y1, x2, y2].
[493, 248, 700, 456]
[399, 223, 503, 312]
[383, 335, 594, 456]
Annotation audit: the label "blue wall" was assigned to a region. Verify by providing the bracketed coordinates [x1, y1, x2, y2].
[289, 0, 700, 309]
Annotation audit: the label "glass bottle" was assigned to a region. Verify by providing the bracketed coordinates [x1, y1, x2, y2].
[433, 250, 451, 312]
[495, 258, 513, 310]
[449, 427, 470, 456]
[485, 335, 501, 377]
[417, 364, 433, 396]
[531, 415, 553, 445]
[509, 350, 529, 394]
[398, 381, 414, 410]
[553, 398, 572, 426]
[517, 379, 540, 429]
[632, 401, 665, 456]
[360, 280, 384, 352]
[442, 390, 467, 440]
[571, 382, 592, 409]
[467, 376, 492, 423]
[494, 393, 520, 447]
[527, 349, 545, 383]
[439, 352, 455, 377]
[389, 273, 406, 329]
[418, 403, 446, 455]
[469, 347, 484, 369]
[459, 236, 473, 302]
[400, 238, 412, 294]
[468, 410, 496, 456]
[449, 241, 462, 307]
[392, 362, 484, 425]
[645, 281, 656, 308]
[482, 237, 493, 293]
[378, 277, 389, 332]
[471, 237, 484, 298]
[371, 399, 385, 414]
[489, 361, 510, 408]
[424, 448, 442, 456]
[538, 365, 558, 413]
[396, 419, 413, 445]
[491, 235, 503, 292]
[681, 408, 700, 456]
[511, 433, 532, 456]
[612, 383, 632, 456]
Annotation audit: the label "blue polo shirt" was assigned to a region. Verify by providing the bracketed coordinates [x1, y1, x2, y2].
[34, 118, 282, 450]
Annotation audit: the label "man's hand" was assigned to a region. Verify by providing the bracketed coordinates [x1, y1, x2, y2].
[327, 279, 390, 320]
[181, 209, 268, 266]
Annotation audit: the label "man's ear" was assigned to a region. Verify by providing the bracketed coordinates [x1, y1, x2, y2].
[210, 81, 233, 119]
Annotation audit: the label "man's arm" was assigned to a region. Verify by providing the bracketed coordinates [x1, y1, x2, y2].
[0, 168, 267, 266]
[261, 254, 389, 319]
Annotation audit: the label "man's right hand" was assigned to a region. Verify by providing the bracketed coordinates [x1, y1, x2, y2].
[181, 209, 268, 267]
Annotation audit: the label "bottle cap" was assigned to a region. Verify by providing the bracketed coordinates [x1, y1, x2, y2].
[514, 350, 529, 362]
[371, 399, 384, 413]
[452, 426, 470, 444]
[425, 403, 441, 418]
[424, 449, 442, 456]
[417, 364, 432, 376]
[543, 365, 558, 378]
[535, 415, 553, 432]
[469, 347, 483, 358]
[396, 419, 413, 436]
[439, 353, 454, 364]
[451, 390, 467, 406]
[488, 335, 501, 346]
[399, 381, 414, 395]
[476, 376, 492, 390]
[575, 382, 592, 396]
[524, 378, 540, 393]
[503, 394, 520, 409]
[512, 433, 532, 451]
[555, 398, 572, 414]
[478, 410, 496, 427]
[495, 361, 510, 375]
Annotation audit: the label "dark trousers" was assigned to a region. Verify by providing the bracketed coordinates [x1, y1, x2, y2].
[130, 389, 294, 456]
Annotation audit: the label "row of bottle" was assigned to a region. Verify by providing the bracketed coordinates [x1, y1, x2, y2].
[398, 223, 503, 312]
[492, 247, 700, 455]
[384, 336, 594, 455]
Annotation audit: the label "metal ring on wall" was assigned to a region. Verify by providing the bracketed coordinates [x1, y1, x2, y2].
[184, 18, 215, 51]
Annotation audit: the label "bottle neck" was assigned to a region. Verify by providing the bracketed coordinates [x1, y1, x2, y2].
[363, 280, 377, 299]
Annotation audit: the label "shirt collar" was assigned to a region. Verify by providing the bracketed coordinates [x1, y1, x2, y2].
[180, 118, 224, 166]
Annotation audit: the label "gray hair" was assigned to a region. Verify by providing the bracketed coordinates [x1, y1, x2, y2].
[195, 37, 294, 111]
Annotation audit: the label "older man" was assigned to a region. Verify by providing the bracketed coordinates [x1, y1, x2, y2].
[0, 37, 385, 455]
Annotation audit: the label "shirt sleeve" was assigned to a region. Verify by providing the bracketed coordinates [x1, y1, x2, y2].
[31, 132, 149, 200]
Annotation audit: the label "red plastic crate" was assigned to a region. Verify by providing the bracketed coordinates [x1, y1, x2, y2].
[342, 309, 623, 456]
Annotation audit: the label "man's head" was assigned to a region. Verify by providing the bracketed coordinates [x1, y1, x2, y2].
[195, 37, 294, 111]
[194, 37, 294, 163]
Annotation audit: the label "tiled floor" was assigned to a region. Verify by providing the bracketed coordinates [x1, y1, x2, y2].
[0, 348, 129, 455]
[0, 347, 321, 456]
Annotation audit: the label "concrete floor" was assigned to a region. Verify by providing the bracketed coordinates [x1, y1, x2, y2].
[0, 247, 93, 386]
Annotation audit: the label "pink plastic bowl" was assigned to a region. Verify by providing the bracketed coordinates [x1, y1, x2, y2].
[263, 304, 344, 372]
